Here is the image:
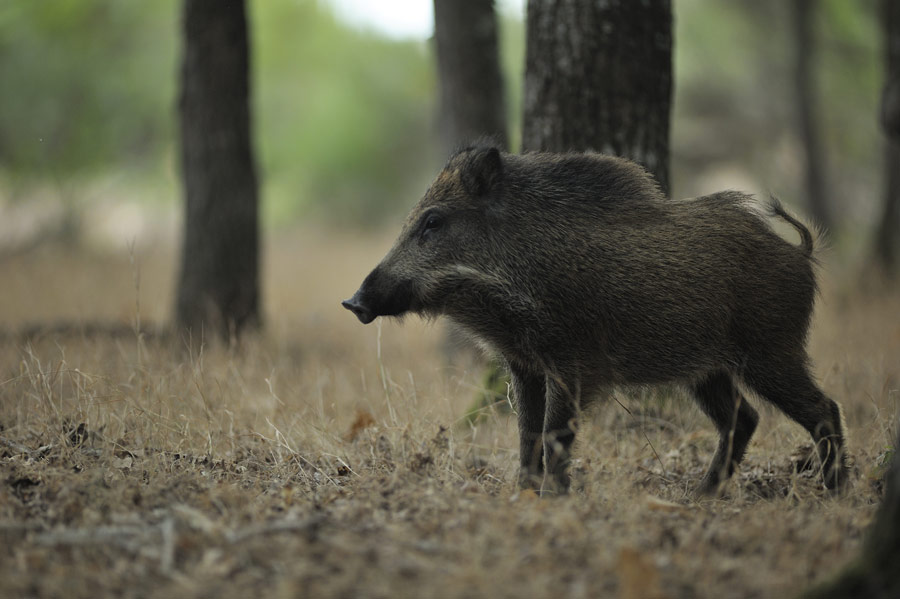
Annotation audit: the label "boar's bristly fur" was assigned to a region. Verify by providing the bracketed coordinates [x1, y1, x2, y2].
[343, 144, 849, 496]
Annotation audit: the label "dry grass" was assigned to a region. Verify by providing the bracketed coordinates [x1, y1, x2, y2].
[1, 226, 898, 599]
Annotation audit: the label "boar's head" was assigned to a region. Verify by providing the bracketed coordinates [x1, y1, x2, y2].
[342, 146, 504, 324]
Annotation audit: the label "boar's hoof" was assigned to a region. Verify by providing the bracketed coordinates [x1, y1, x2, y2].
[693, 477, 727, 499]
[517, 469, 543, 492]
[823, 462, 851, 494]
[540, 473, 571, 497]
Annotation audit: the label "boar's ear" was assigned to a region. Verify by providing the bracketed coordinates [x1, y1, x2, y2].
[461, 147, 503, 197]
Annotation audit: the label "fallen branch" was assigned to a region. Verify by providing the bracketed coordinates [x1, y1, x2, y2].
[225, 515, 325, 544]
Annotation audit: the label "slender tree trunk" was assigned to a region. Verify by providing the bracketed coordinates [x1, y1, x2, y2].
[434, 0, 508, 366]
[522, 0, 672, 195]
[875, 141, 900, 273]
[874, 0, 900, 274]
[176, 0, 260, 340]
[790, 0, 831, 231]
[433, 0, 507, 151]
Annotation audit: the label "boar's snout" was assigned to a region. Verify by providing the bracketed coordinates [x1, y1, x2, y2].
[341, 292, 376, 325]
[342, 266, 415, 325]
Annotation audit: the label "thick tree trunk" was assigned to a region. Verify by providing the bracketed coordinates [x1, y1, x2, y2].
[522, 0, 672, 195]
[433, 0, 507, 151]
[790, 0, 831, 231]
[176, 0, 260, 340]
[874, 0, 900, 274]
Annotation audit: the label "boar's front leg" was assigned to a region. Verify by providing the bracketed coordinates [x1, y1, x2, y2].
[510, 366, 545, 491]
[542, 376, 579, 495]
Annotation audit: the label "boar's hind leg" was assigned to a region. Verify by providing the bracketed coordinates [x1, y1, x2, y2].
[511, 367, 546, 491]
[743, 357, 849, 491]
[692, 370, 759, 496]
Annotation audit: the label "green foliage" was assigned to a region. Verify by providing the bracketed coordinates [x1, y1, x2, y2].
[0, 0, 887, 229]
[0, 0, 439, 226]
[252, 0, 438, 226]
[818, 0, 881, 162]
[497, 7, 525, 152]
[0, 1, 177, 176]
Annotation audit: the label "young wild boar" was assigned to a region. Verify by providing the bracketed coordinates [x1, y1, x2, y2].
[342, 145, 849, 495]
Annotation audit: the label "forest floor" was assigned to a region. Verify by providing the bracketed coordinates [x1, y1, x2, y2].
[0, 226, 898, 599]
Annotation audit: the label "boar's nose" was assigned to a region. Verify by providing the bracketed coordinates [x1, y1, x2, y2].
[341, 295, 376, 325]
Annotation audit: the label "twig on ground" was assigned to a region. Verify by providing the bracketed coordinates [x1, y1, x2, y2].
[225, 515, 326, 544]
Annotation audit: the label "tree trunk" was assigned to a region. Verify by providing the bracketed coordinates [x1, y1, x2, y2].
[790, 0, 831, 231]
[874, 0, 900, 274]
[176, 0, 260, 340]
[433, 0, 507, 151]
[522, 0, 672, 195]
[433, 0, 509, 365]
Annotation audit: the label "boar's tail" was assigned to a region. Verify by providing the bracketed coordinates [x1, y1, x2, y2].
[768, 196, 814, 259]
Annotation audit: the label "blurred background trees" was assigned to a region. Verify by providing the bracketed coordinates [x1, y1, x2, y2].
[0, 0, 894, 278]
[0, 3, 176, 179]
[0, 0, 436, 231]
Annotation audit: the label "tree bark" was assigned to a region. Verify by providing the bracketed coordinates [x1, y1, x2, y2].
[176, 0, 260, 340]
[522, 0, 672, 195]
[790, 0, 831, 231]
[874, 0, 900, 274]
[433, 0, 507, 151]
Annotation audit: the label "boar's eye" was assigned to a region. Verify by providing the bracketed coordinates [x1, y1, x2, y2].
[420, 212, 443, 241]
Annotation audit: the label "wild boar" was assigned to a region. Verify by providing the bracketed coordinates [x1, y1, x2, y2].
[342, 145, 849, 495]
